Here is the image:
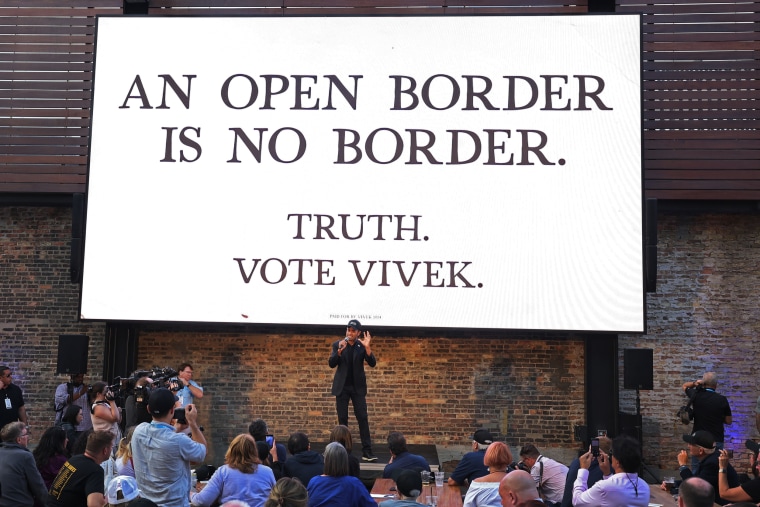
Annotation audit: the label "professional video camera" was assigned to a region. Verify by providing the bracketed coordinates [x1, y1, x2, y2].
[509, 461, 530, 473]
[105, 366, 180, 408]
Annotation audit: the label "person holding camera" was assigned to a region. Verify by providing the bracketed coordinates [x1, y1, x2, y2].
[91, 381, 122, 454]
[54, 372, 92, 431]
[132, 387, 207, 507]
[125, 376, 154, 428]
[329, 319, 377, 462]
[682, 372, 732, 453]
[572, 435, 649, 507]
[666, 430, 739, 505]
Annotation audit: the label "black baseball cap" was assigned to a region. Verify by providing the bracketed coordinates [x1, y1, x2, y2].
[683, 430, 715, 449]
[347, 319, 362, 331]
[148, 387, 178, 416]
[473, 429, 494, 445]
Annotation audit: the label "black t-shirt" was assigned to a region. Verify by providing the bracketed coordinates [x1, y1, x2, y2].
[0, 383, 25, 428]
[47, 454, 104, 507]
[741, 477, 760, 502]
[687, 387, 732, 442]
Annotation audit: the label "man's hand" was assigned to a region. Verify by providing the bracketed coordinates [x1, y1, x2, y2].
[719, 449, 730, 469]
[338, 339, 347, 355]
[579, 449, 593, 470]
[597, 450, 611, 475]
[185, 403, 199, 425]
[359, 331, 372, 348]
[677, 449, 689, 466]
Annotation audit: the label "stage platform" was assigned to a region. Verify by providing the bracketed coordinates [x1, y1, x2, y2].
[309, 442, 440, 474]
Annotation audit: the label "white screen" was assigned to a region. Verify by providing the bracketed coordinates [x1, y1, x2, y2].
[82, 15, 644, 332]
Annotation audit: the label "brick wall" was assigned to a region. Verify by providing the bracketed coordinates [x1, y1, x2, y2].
[620, 211, 760, 472]
[3, 206, 760, 471]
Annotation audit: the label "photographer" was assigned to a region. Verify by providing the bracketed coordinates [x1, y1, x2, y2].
[91, 381, 122, 454]
[683, 372, 732, 466]
[125, 376, 154, 428]
[54, 372, 92, 431]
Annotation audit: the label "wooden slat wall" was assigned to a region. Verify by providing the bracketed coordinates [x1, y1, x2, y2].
[618, 0, 760, 199]
[1, 0, 757, 198]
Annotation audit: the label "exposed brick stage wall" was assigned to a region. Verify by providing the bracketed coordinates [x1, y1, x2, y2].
[2, 206, 759, 469]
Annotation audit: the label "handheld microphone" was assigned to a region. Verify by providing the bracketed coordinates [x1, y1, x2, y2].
[344, 337, 349, 342]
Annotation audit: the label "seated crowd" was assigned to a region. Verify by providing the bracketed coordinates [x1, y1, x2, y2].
[7, 388, 760, 507]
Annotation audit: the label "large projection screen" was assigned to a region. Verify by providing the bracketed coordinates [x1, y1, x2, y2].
[81, 15, 644, 333]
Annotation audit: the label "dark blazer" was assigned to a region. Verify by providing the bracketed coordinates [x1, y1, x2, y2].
[329, 339, 376, 395]
[679, 449, 739, 505]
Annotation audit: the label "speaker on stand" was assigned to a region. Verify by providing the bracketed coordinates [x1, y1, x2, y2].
[623, 348, 658, 482]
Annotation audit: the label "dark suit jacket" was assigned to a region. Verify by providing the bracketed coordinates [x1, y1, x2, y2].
[329, 339, 376, 395]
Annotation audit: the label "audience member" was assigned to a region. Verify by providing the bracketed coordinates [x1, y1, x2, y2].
[177, 363, 204, 407]
[0, 421, 48, 507]
[115, 426, 136, 477]
[306, 441, 376, 507]
[0, 365, 28, 428]
[54, 373, 92, 431]
[257, 441, 284, 480]
[572, 435, 649, 507]
[449, 429, 493, 486]
[666, 430, 738, 505]
[514, 502, 545, 507]
[518, 444, 568, 507]
[131, 387, 206, 507]
[382, 431, 431, 479]
[683, 372, 732, 451]
[717, 448, 760, 503]
[561, 436, 612, 507]
[264, 477, 308, 507]
[191, 433, 275, 507]
[499, 470, 542, 507]
[678, 477, 715, 507]
[72, 429, 93, 456]
[329, 425, 360, 478]
[105, 475, 142, 506]
[380, 469, 422, 506]
[283, 432, 324, 487]
[249, 418, 288, 462]
[90, 381, 122, 453]
[58, 404, 84, 455]
[33, 425, 70, 490]
[463, 441, 513, 507]
[48, 430, 114, 507]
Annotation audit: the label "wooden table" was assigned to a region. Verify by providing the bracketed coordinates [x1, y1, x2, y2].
[371, 478, 462, 507]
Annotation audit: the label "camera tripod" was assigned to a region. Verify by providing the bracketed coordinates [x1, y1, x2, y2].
[634, 386, 661, 483]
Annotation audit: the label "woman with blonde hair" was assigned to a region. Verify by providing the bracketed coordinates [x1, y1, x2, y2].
[191, 434, 276, 507]
[264, 477, 308, 507]
[463, 441, 513, 507]
[115, 426, 136, 477]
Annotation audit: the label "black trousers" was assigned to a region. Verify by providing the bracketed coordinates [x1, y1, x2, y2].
[336, 385, 372, 454]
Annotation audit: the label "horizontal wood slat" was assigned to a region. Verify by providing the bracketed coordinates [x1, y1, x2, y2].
[0, 0, 757, 199]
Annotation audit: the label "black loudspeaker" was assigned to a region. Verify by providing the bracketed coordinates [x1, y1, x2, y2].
[623, 348, 653, 390]
[56, 335, 89, 375]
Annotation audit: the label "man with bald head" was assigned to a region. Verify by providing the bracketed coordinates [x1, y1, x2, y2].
[499, 470, 541, 507]
[679, 477, 715, 507]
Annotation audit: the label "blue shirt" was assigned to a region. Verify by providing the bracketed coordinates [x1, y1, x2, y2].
[450, 450, 488, 485]
[177, 380, 203, 407]
[382, 451, 431, 479]
[190, 463, 275, 507]
[307, 475, 376, 507]
[132, 421, 207, 507]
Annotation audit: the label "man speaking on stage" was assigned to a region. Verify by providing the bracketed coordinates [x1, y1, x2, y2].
[329, 319, 378, 462]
